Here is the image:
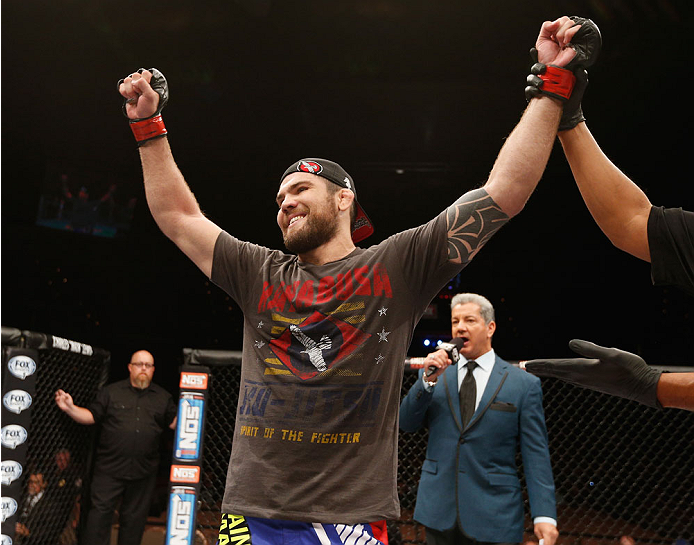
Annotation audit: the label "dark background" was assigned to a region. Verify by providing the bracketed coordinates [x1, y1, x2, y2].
[3, 0, 693, 394]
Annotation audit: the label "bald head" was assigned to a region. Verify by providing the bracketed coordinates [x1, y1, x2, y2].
[128, 350, 155, 389]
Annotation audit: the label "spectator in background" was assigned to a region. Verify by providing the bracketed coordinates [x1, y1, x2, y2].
[45, 447, 82, 545]
[15, 470, 69, 545]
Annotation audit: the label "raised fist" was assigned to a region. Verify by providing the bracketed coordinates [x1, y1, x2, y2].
[117, 68, 169, 121]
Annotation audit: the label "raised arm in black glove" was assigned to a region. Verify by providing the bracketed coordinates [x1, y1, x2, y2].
[523, 339, 663, 409]
[525, 16, 602, 131]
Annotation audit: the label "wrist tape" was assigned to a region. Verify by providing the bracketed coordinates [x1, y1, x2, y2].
[130, 115, 167, 146]
[527, 63, 576, 102]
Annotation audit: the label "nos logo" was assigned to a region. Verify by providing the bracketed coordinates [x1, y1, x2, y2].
[179, 373, 207, 390]
[3, 390, 32, 414]
[0, 461, 22, 486]
[7, 356, 36, 380]
[170, 465, 200, 484]
[167, 486, 195, 545]
[175, 394, 204, 460]
[1, 425, 28, 449]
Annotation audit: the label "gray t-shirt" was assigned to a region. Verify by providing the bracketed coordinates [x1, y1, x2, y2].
[211, 203, 483, 522]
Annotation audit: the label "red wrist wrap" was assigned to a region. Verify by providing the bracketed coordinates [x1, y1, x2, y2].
[130, 115, 167, 143]
[539, 66, 576, 101]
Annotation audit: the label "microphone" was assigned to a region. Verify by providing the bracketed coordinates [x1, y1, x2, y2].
[405, 338, 465, 377]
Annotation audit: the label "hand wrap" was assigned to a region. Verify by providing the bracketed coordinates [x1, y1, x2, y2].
[118, 68, 170, 146]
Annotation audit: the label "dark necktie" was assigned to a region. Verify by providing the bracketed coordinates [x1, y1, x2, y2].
[459, 360, 478, 428]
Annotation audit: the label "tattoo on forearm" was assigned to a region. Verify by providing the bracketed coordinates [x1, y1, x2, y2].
[447, 188, 509, 264]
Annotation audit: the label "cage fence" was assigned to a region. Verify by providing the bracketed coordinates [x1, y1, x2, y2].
[187, 353, 693, 545]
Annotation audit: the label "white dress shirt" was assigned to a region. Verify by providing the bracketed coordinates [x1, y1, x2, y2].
[456, 348, 496, 410]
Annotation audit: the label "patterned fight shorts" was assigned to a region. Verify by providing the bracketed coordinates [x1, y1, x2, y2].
[217, 514, 388, 545]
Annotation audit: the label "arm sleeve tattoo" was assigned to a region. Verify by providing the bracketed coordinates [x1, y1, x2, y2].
[447, 188, 510, 264]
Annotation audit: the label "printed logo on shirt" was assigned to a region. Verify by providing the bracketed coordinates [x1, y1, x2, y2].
[166, 486, 196, 545]
[179, 372, 208, 390]
[0, 461, 22, 486]
[1, 425, 28, 450]
[7, 356, 36, 380]
[170, 465, 200, 484]
[3, 390, 32, 414]
[258, 264, 393, 314]
[269, 310, 371, 380]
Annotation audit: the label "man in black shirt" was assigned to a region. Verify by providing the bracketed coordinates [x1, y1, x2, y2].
[55, 350, 177, 545]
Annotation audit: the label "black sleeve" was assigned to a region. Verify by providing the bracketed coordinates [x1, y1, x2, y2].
[647, 206, 694, 296]
[86, 385, 110, 424]
[165, 393, 177, 427]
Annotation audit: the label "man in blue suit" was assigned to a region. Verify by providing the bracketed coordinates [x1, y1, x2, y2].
[400, 293, 557, 545]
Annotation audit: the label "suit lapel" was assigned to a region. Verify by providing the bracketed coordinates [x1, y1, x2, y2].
[466, 357, 508, 430]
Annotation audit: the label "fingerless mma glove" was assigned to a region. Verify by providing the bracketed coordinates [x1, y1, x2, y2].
[525, 51, 577, 102]
[119, 68, 169, 146]
[525, 16, 602, 131]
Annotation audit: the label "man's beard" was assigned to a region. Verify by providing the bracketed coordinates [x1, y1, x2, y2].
[283, 201, 340, 255]
[134, 375, 151, 389]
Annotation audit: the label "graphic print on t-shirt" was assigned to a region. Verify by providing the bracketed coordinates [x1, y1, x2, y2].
[269, 309, 372, 380]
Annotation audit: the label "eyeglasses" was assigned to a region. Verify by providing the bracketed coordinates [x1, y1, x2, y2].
[130, 362, 154, 369]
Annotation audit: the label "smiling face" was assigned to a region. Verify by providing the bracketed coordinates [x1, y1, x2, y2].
[450, 302, 496, 361]
[128, 350, 155, 389]
[276, 174, 343, 255]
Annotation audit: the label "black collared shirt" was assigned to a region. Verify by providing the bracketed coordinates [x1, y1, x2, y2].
[88, 379, 176, 479]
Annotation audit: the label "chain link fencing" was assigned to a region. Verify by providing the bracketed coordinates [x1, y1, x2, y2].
[2, 327, 110, 545]
[186, 352, 693, 545]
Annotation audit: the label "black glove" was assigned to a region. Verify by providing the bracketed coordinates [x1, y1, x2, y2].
[525, 16, 602, 131]
[524, 339, 663, 409]
[559, 16, 601, 130]
[117, 68, 169, 145]
[118, 67, 169, 120]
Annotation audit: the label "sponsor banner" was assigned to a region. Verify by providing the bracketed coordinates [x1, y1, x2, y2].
[174, 393, 205, 461]
[165, 486, 197, 545]
[170, 465, 200, 484]
[166, 366, 209, 545]
[1, 347, 39, 540]
[179, 372, 208, 390]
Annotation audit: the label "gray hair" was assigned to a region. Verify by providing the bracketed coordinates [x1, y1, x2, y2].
[450, 293, 495, 324]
